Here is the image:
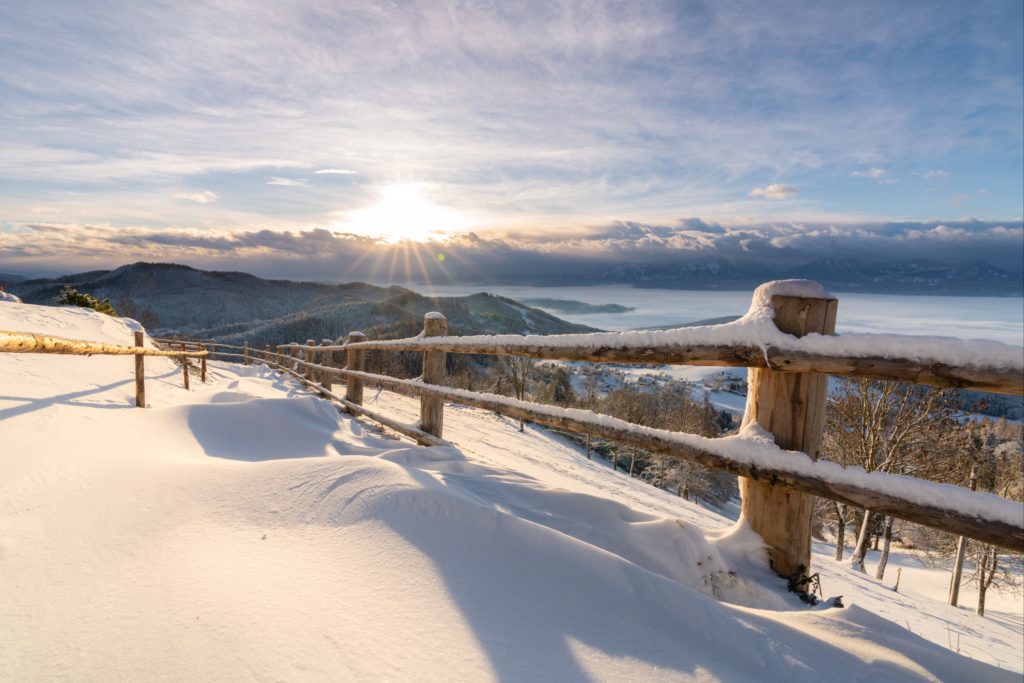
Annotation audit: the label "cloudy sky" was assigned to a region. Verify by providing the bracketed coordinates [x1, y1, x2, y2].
[1, 1, 1021, 280]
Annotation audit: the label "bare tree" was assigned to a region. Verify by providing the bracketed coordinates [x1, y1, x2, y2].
[822, 378, 958, 573]
[491, 356, 536, 431]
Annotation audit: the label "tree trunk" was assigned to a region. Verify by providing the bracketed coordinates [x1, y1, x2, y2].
[834, 502, 846, 561]
[948, 464, 977, 606]
[585, 433, 591, 459]
[875, 515, 894, 580]
[851, 509, 873, 572]
[977, 546, 997, 617]
[628, 447, 637, 477]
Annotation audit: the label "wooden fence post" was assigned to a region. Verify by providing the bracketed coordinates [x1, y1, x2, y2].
[346, 331, 366, 406]
[180, 343, 190, 390]
[200, 344, 207, 383]
[264, 344, 271, 366]
[304, 339, 316, 381]
[320, 338, 333, 393]
[243, 341, 249, 366]
[134, 331, 145, 408]
[739, 290, 836, 583]
[289, 343, 299, 370]
[420, 313, 447, 437]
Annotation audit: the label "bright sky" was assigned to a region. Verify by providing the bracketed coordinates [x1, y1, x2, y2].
[0, 1, 1021, 277]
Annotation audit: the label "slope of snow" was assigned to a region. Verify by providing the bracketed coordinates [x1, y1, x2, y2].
[1, 302, 1020, 681]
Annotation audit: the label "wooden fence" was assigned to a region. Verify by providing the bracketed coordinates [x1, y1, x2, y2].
[176, 289, 1024, 580]
[3, 284, 1023, 584]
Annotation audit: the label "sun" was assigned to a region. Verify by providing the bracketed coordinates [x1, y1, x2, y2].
[336, 183, 467, 243]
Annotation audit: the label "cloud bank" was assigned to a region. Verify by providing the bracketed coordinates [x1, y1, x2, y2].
[3, 218, 1019, 283]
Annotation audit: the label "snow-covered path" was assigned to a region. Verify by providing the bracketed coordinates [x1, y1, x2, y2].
[1, 303, 1020, 681]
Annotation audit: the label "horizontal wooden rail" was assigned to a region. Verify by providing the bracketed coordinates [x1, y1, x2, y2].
[259, 358, 446, 447]
[285, 340, 1018, 397]
[308, 364, 1023, 552]
[1, 330, 208, 357]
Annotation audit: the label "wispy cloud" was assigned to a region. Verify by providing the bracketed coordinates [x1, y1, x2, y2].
[923, 169, 949, 180]
[314, 169, 359, 175]
[851, 168, 887, 179]
[174, 191, 218, 204]
[750, 184, 798, 200]
[266, 177, 308, 186]
[851, 168, 898, 184]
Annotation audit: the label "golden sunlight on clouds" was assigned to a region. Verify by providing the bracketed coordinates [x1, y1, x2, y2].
[332, 183, 470, 243]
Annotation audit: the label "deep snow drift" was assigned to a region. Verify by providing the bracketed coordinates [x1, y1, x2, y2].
[1, 302, 1020, 681]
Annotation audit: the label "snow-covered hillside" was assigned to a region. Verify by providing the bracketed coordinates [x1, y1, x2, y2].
[1, 302, 1020, 681]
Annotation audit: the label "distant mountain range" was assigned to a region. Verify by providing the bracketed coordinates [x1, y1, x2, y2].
[545, 258, 1022, 296]
[8, 262, 596, 345]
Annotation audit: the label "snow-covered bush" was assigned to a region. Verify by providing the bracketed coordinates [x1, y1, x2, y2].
[55, 286, 117, 316]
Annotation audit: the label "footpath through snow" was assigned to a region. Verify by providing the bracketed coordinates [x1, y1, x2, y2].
[0, 302, 1020, 682]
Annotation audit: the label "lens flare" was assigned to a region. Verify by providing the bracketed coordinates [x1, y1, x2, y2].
[334, 183, 466, 243]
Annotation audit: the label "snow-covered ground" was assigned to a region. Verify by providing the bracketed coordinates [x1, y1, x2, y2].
[1, 302, 1021, 681]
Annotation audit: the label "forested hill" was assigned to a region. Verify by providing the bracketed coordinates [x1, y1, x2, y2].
[9, 262, 596, 344]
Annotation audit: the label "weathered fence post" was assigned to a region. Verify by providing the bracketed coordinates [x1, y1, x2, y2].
[200, 343, 207, 383]
[320, 338, 333, 394]
[304, 339, 316, 381]
[739, 289, 837, 583]
[346, 331, 366, 406]
[420, 312, 447, 437]
[264, 344, 271, 366]
[134, 331, 145, 408]
[243, 341, 249, 366]
[180, 342, 190, 390]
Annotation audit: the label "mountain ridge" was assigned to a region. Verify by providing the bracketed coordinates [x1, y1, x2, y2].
[9, 262, 597, 345]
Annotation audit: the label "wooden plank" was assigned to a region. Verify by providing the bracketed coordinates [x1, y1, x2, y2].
[264, 358, 445, 447]
[0, 331, 208, 357]
[180, 343, 190, 390]
[320, 339, 333, 393]
[134, 331, 145, 408]
[335, 340, 1021, 396]
[740, 295, 837, 581]
[420, 314, 447, 437]
[346, 332, 366, 406]
[304, 339, 316, 381]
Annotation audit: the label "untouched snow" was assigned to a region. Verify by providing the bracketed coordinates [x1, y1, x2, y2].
[1, 302, 1021, 682]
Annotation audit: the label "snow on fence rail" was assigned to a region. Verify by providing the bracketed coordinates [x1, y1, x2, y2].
[276, 303, 1023, 396]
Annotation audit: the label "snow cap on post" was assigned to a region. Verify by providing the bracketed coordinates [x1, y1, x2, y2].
[747, 279, 835, 317]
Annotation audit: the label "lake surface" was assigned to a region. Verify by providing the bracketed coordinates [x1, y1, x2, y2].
[403, 283, 1024, 345]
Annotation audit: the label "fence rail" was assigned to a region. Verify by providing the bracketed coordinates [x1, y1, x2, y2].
[274, 337, 1021, 396]
[0, 329, 207, 407]
[4, 283, 1023, 580]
